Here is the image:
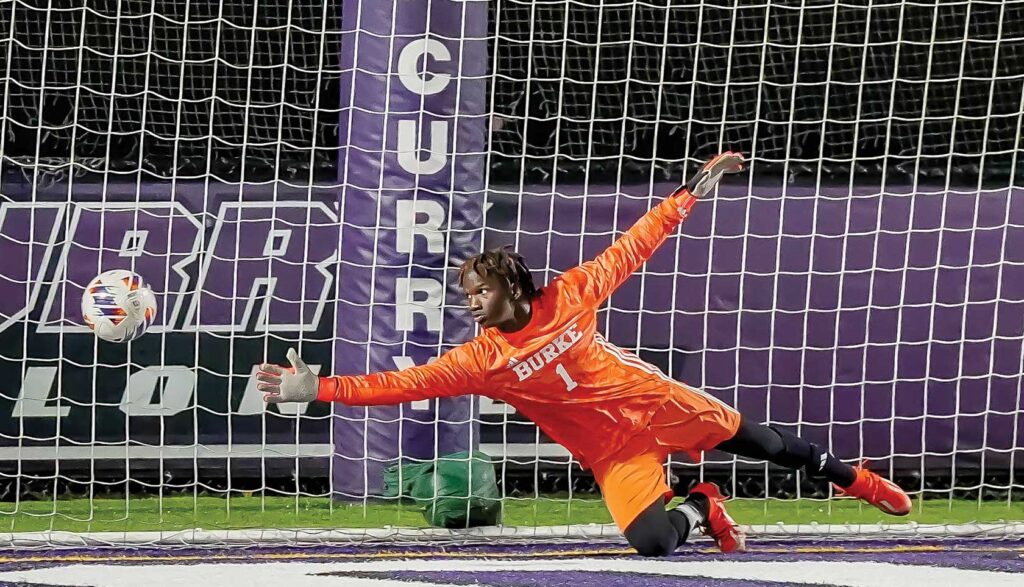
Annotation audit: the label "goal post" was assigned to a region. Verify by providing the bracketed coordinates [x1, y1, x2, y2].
[332, 0, 489, 500]
[0, 0, 1022, 547]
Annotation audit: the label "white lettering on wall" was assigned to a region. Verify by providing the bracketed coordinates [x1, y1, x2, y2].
[395, 277, 443, 332]
[119, 366, 195, 417]
[396, 199, 446, 254]
[397, 38, 452, 96]
[397, 120, 448, 175]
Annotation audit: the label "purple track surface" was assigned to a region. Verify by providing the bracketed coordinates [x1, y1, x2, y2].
[0, 539, 1019, 586]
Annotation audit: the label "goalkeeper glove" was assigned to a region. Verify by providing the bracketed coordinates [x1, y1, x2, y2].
[257, 348, 319, 404]
[684, 151, 746, 198]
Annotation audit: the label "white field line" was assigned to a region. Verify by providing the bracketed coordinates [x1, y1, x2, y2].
[0, 522, 1022, 547]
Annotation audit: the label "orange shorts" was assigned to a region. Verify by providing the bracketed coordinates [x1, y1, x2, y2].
[590, 385, 741, 531]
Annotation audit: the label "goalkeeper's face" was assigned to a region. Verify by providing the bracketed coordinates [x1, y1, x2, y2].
[460, 267, 517, 329]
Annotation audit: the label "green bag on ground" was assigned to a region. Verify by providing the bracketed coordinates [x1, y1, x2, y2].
[382, 451, 502, 528]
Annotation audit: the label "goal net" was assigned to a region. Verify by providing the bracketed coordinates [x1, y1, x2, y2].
[0, 0, 1022, 547]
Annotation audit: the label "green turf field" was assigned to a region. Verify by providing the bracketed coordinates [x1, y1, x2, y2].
[1, 495, 1021, 534]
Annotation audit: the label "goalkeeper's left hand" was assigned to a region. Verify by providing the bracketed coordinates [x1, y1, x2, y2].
[257, 348, 318, 404]
[685, 151, 746, 198]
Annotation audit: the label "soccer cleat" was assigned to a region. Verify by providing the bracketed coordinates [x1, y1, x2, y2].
[834, 463, 912, 516]
[688, 482, 746, 553]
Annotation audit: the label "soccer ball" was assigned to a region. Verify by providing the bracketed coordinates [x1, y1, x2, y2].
[81, 270, 158, 343]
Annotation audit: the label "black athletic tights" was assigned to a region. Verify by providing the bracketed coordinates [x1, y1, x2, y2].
[622, 416, 857, 557]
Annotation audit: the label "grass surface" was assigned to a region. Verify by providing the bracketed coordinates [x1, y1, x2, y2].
[1, 495, 1021, 534]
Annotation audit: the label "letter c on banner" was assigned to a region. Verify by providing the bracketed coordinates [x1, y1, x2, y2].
[398, 38, 452, 96]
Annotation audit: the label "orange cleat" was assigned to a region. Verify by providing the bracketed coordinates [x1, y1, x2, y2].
[688, 482, 746, 553]
[834, 463, 912, 516]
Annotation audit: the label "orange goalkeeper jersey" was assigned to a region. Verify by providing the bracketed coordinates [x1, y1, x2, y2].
[317, 186, 739, 468]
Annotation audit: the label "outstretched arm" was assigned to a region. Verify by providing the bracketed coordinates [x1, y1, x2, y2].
[258, 344, 485, 406]
[562, 152, 744, 305]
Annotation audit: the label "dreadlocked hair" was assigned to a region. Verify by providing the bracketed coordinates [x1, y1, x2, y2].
[458, 247, 540, 300]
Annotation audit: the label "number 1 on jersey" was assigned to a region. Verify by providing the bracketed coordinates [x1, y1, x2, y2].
[555, 363, 578, 392]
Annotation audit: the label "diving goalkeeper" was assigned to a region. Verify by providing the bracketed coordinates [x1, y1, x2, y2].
[257, 152, 912, 556]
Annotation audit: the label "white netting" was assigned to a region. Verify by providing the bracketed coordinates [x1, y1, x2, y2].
[0, 0, 1022, 547]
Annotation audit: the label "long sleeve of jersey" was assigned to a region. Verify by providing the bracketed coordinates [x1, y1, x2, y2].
[562, 185, 697, 305]
[315, 342, 486, 405]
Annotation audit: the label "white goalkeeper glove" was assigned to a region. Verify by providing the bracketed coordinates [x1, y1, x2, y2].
[684, 151, 746, 198]
[257, 348, 319, 404]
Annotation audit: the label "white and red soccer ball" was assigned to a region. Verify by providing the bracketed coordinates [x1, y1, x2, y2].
[81, 270, 157, 343]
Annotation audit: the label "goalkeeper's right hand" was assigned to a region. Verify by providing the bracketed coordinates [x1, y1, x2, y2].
[258, 348, 319, 404]
[685, 151, 745, 198]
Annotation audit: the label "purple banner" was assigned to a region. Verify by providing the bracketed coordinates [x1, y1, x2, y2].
[0, 182, 339, 475]
[1, 179, 1020, 480]
[0, 203, 65, 334]
[333, 0, 489, 498]
[37, 202, 201, 334]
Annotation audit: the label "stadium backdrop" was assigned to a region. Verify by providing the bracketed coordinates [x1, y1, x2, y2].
[0, 0, 1020, 498]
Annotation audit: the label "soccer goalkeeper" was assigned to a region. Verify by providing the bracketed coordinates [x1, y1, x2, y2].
[257, 152, 912, 556]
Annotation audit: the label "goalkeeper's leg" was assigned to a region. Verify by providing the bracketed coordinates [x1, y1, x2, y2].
[714, 417, 856, 486]
[623, 496, 701, 557]
[622, 484, 745, 555]
[592, 430, 745, 556]
[714, 417, 911, 515]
